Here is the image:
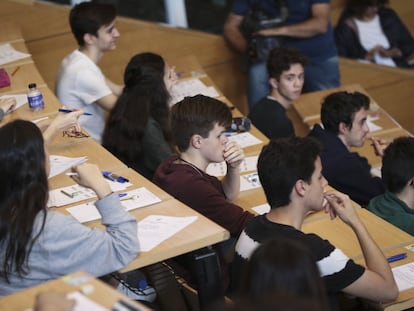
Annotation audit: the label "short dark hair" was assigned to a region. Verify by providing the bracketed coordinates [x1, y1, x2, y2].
[382, 137, 414, 194]
[258, 137, 321, 208]
[321, 91, 370, 134]
[69, 2, 117, 46]
[267, 47, 308, 80]
[346, 0, 380, 18]
[171, 95, 232, 152]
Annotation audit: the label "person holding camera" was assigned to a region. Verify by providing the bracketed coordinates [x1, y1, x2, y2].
[224, 0, 340, 109]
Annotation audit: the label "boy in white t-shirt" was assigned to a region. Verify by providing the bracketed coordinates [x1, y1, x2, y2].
[55, 2, 123, 142]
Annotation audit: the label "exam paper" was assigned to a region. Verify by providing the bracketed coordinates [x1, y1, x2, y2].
[138, 215, 197, 251]
[366, 117, 383, 133]
[227, 132, 263, 148]
[0, 43, 31, 65]
[170, 78, 219, 106]
[240, 172, 262, 191]
[66, 187, 162, 223]
[48, 180, 133, 207]
[206, 155, 259, 177]
[392, 262, 414, 291]
[251, 203, 271, 215]
[48, 155, 88, 179]
[0, 94, 27, 110]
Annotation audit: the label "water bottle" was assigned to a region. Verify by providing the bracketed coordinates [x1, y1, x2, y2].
[27, 83, 44, 111]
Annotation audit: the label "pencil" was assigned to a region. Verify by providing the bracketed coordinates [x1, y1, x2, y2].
[11, 66, 20, 76]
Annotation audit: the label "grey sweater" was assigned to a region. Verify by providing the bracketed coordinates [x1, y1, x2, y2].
[0, 193, 140, 295]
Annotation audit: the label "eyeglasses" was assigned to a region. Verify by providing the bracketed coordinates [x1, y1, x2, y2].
[62, 129, 89, 138]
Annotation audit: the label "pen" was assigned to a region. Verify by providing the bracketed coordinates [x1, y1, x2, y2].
[11, 66, 20, 76]
[61, 190, 75, 198]
[58, 108, 92, 116]
[102, 171, 129, 183]
[387, 252, 407, 263]
[65, 172, 79, 176]
[118, 193, 127, 198]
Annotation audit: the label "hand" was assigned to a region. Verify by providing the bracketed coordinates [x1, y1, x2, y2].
[165, 65, 178, 92]
[34, 292, 75, 311]
[223, 141, 244, 169]
[52, 108, 84, 132]
[370, 136, 388, 157]
[253, 28, 280, 37]
[324, 190, 360, 226]
[378, 47, 402, 58]
[71, 163, 112, 199]
[0, 97, 16, 113]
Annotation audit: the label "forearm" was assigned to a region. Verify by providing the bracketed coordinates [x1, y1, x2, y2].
[269, 19, 328, 38]
[222, 166, 241, 202]
[105, 78, 123, 97]
[351, 219, 395, 284]
[224, 13, 247, 53]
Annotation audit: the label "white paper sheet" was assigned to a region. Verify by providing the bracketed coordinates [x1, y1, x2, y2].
[48, 180, 132, 207]
[206, 155, 259, 177]
[240, 172, 262, 191]
[0, 43, 31, 65]
[66, 187, 162, 223]
[392, 262, 414, 291]
[227, 132, 262, 148]
[366, 116, 383, 133]
[252, 203, 270, 215]
[138, 215, 197, 252]
[48, 155, 88, 179]
[0, 94, 28, 110]
[170, 78, 219, 105]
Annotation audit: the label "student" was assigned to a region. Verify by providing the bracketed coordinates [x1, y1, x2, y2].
[153, 95, 254, 290]
[368, 137, 414, 235]
[224, 0, 340, 108]
[0, 98, 16, 122]
[237, 238, 329, 311]
[0, 120, 139, 295]
[234, 137, 398, 310]
[55, 2, 123, 143]
[102, 52, 177, 180]
[308, 91, 385, 206]
[335, 0, 414, 68]
[153, 94, 254, 238]
[248, 47, 307, 140]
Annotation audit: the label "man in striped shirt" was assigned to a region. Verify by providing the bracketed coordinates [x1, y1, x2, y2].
[233, 137, 397, 310]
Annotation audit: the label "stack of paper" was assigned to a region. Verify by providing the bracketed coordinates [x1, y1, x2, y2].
[170, 78, 220, 106]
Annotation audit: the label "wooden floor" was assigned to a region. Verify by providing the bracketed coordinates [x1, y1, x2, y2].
[1, 0, 414, 134]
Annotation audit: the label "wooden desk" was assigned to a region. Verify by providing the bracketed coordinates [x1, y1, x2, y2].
[353, 246, 414, 311]
[1, 62, 45, 94]
[0, 21, 23, 43]
[0, 271, 151, 311]
[293, 84, 380, 124]
[302, 208, 414, 261]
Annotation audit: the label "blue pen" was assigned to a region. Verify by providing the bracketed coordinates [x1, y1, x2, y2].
[58, 108, 92, 116]
[118, 193, 127, 198]
[102, 171, 129, 183]
[387, 252, 407, 263]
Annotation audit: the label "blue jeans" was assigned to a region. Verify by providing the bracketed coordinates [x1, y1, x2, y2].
[247, 55, 340, 110]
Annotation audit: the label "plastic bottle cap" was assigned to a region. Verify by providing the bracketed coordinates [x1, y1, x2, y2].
[28, 83, 37, 89]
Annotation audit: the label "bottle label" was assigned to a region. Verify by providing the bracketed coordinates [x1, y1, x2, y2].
[28, 93, 44, 110]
